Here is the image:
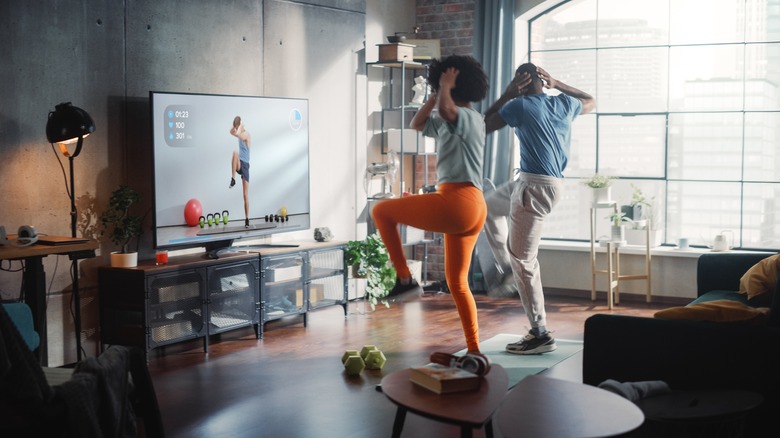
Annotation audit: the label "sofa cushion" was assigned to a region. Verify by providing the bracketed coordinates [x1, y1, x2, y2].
[654, 299, 769, 324]
[739, 254, 780, 300]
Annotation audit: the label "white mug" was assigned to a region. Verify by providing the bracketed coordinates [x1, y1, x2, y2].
[677, 238, 689, 250]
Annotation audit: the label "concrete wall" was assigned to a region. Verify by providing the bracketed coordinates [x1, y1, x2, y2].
[0, 0, 369, 366]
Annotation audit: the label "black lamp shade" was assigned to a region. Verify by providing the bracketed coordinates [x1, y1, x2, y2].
[46, 102, 96, 145]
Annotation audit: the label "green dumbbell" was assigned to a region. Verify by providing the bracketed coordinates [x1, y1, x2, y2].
[360, 345, 377, 360]
[341, 350, 360, 365]
[343, 354, 366, 376]
[364, 349, 387, 370]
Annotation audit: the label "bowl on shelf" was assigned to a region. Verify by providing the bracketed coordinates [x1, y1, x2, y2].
[386, 35, 406, 43]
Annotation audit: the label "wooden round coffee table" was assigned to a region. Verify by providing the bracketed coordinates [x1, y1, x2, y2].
[496, 374, 645, 437]
[380, 364, 508, 438]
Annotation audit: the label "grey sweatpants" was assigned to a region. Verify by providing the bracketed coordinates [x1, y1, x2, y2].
[507, 172, 562, 330]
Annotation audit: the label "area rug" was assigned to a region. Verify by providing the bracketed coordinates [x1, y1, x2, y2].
[457, 334, 583, 388]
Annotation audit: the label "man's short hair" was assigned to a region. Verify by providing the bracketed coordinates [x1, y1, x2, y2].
[515, 63, 542, 86]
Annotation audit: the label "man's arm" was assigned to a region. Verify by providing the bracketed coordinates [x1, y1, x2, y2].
[484, 72, 532, 134]
[537, 67, 596, 114]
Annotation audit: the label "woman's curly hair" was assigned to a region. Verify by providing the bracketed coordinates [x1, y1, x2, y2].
[427, 55, 489, 103]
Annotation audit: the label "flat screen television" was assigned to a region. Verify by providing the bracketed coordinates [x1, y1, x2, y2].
[150, 91, 310, 256]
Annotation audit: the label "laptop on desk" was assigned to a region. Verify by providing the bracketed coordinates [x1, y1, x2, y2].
[38, 236, 91, 246]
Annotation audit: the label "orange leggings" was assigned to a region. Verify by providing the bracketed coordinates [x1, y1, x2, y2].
[371, 182, 487, 352]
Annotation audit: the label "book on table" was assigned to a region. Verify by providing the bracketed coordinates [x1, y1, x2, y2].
[409, 363, 481, 394]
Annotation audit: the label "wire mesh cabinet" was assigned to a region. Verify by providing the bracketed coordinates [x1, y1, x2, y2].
[99, 252, 260, 357]
[259, 241, 347, 327]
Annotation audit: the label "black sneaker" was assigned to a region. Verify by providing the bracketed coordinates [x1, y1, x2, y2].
[388, 278, 423, 297]
[506, 331, 557, 355]
[245, 219, 250, 228]
[230, 177, 236, 188]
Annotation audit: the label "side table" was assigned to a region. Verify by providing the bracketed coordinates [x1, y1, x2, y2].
[380, 364, 508, 438]
[634, 389, 763, 437]
[496, 374, 644, 437]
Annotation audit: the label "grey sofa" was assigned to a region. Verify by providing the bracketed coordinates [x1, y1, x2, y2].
[583, 252, 780, 436]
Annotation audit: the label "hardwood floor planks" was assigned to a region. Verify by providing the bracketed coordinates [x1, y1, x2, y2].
[147, 292, 669, 437]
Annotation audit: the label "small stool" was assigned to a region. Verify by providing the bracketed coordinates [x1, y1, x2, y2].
[634, 389, 763, 438]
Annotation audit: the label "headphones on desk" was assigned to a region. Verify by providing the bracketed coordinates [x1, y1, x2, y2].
[429, 351, 491, 376]
[0, 225, 39, 247]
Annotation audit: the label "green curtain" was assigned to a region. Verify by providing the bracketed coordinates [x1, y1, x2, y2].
[473, 0, 516, 186]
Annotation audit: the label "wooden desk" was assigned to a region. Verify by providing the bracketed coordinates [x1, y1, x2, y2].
[381, 364, 508, 438]
[496, 374, 644, 437]
[0, 238, 98, 365]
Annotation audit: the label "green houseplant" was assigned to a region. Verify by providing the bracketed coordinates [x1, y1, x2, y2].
[345, 232, 396, 309]
[583, 174, 616, 205]
[100, 185, 144, 267]
[582, 174, 615, 189]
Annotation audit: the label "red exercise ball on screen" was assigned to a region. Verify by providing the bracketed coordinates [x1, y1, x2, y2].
[184, 199, 203, 227]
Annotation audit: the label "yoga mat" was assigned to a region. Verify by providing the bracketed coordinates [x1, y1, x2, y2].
[458, 334, 583, 388]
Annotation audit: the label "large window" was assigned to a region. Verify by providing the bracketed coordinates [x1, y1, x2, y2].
[521, 0, 780, 250]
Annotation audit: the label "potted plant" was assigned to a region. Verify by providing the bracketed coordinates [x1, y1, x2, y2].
[582, 174, 616, 204]
[100, 185, 144, 268]
[345, 232, 396, 309]
[621, 183, 652, 222]
[622, 185, 663, 247]
[607, 210, 630, 242]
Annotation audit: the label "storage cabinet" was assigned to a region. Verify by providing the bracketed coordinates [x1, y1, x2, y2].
[260, 242, 348, 326]
[99, 242, 347, 356]
[99, 252, 260, 356]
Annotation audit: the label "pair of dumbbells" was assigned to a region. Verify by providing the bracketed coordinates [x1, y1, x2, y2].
[342, 345, 387, 376]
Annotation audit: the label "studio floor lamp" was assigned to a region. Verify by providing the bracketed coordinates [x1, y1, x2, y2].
[46, 102, 95, 361]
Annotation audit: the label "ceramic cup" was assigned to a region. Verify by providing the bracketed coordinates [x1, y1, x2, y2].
[677, 237, 689, 250]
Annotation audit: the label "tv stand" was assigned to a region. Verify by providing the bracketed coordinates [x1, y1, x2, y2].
[205, 239, 235, 259]
[98, 240, 348, 357]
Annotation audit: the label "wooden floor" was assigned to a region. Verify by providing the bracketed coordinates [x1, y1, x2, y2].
[147, 290, 671, 438]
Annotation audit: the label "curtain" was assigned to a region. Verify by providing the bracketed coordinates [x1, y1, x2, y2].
[473, 0, 516, 185]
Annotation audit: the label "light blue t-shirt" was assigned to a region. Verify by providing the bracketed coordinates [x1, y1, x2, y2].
[498, 93, 582, 178]
[422, 106, 485, 190]
[238, 138, 250, 163]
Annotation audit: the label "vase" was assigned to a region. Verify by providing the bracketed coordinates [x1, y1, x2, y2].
[610, 225, 625, 243]
[110, 252, 138, 268]
[592, 187, 612, 205]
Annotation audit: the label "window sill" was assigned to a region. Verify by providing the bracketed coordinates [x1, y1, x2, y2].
[538, 240, 768, 259]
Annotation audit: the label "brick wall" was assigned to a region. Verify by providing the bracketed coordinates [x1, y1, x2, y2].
[413, 0, 476, 284]
[415, 0, 476, 56]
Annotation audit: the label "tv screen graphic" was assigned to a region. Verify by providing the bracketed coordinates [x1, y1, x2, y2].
[150, 91, 310, 251]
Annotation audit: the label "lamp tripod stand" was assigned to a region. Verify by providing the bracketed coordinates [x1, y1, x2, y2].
[47, 102, 94, 363]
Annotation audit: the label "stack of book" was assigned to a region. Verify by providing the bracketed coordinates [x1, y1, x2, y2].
[408, 363, 481, 394]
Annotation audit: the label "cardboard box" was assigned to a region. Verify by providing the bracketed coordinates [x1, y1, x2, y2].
[386, 129, 435, 154]
[267, 264, 302, 282]
[377, 43, 414, 62]
[295, 284, 326, 307]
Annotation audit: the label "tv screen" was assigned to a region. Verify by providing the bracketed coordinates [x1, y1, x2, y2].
[150, 91, 310, 253]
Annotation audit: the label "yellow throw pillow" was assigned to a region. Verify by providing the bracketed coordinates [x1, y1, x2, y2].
[654, 299, 769, 323]
[739, 254, 780, 300]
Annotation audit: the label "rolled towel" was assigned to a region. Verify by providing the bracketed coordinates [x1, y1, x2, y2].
[598, 379, 671, 402]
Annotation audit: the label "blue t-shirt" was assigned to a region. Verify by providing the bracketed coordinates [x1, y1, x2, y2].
[422, 106, 485, 189]
[238, 138, 250, 163]
[498, 93, 582, 178]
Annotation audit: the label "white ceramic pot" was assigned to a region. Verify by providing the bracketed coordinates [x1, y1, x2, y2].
[111, 252, 138, 268]
[611, 225, 625, 243]
[592, 187, 612, 205]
